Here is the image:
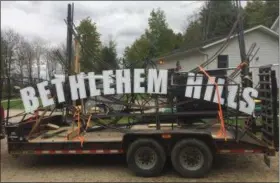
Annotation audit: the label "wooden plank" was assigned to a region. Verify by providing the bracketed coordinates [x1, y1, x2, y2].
[148, 123, 178, 128]
[28, 109, 48, 139]
[45, 123, 60, 130]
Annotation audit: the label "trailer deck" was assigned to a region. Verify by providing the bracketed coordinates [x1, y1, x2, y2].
[26, 122, 236, 144]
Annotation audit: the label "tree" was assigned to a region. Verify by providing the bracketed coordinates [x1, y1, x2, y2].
[145, 8, 178, 57]
[181, 0, 238, 49]
[182, 20, 204, 49]
[100, 38, 119, 71]
[20, 40, 35, 84]
[174, 33, 184, 49]
[0, 35, 8, 100]
[243, 0, 279, 29]
[123, 8, 180, 67]
[76, 17, 102, 72]
[15, 36, 30, 86]
[264, 0, 279, 27]
[1, 36, 8, 78]
[44, 43, 67, 79]
[244, 0, 266, 29]
[199, 0, 237, 40]
[123, 35, 151, 68]
[32, 36, 47, 79]
[1, 29, 20, 78]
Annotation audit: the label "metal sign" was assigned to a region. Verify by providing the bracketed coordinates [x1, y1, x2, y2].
[20, 69, 258, 115]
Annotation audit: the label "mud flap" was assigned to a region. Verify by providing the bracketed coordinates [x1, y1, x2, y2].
[264, 153, 270, 167]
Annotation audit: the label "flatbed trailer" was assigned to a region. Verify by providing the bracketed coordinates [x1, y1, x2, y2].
[3, 66, 279, 178]
[4, 117, 277, 178]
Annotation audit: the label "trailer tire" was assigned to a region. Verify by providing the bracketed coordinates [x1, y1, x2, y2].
[126, 138, 166, 177]
[171, 138, 213, 178]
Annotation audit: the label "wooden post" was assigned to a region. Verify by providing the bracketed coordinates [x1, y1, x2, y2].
[28, 109, 48, 139]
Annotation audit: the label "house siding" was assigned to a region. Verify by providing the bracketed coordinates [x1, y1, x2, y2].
[157, 53, 204, 71]
[205, 30, 278, 86]
[274, 26, 279, 34]
[271, 17, 279, 34]
[158, 29, 279, 87]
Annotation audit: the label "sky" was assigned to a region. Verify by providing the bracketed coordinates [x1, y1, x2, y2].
[1, 1, 206, 57]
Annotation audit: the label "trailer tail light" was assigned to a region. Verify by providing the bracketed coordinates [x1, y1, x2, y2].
[161, 134, 171, 139]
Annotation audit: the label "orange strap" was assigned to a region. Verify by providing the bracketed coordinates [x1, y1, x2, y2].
[72, 106, 82, 132]
[199, 66, 227, 140]
[86, 114, 92, 130]
[75, 135, 85, 147]
[69, 107, 85, 147]
[237, 61, 248, 70]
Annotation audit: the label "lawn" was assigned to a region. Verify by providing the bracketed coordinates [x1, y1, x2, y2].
[1, 98, 44, 110]
[1, 99, 24, 109]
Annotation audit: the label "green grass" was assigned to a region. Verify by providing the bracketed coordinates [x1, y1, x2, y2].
[1, 99, 24, 109]
[93, 116, 131, 125]
[1, 98, 43, 110]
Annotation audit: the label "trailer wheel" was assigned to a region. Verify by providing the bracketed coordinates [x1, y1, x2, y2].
[171, 139, 213, 178]
[126, 138, 166, 177]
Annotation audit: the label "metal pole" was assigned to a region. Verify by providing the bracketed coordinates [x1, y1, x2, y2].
[236, 0, 249, 88]
[67, 3, 73, 75]
[6, 49, 12, 126]
[65, 3, 73, 116]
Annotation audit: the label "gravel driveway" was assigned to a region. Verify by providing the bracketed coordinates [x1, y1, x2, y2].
[1, 138, 278, 182]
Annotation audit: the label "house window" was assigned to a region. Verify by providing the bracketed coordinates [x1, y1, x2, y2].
[217, 55, 228, 68]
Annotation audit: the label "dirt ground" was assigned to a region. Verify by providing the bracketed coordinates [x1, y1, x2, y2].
[0, 138, 278, 182]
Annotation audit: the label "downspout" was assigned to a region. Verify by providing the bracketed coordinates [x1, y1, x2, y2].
[198, 48, 209, 69]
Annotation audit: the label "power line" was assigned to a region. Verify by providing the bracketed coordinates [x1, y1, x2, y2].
[190, 12, 242, 73]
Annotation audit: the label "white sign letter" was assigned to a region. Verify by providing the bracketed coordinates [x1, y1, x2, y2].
[185, 73, 203, 99]
[147, 69, 168, 94]
[51, 78, 65, 103]
[134, 69, 145, 93]
[20, 87, 39, 113]
[103, 70, 115, 95]
[239, 87, 258, 114]
[116, 69, 131, 94]
[227, 85, 238, 110]
[37, 81, 54, 107]
[204, 76, 216, 101]
[88, 72, 101, 96]
[69, 74, 87, 101]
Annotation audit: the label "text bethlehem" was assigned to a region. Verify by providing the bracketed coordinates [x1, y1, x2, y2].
[20, 69, 258, 115]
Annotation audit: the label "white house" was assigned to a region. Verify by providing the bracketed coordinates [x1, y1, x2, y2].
[154, 20, 279, 87]
[271, 16, 279, 33]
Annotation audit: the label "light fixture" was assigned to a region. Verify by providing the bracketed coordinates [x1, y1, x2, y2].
[158, 60, 164, 65]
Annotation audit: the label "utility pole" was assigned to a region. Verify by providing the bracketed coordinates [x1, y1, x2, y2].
[235, 0, 250, 88]
[65, 3, 74, 117]
[66, 3, 73, 75]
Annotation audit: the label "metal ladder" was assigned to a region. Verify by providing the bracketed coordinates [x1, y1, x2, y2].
[258, 66, 279, 150]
